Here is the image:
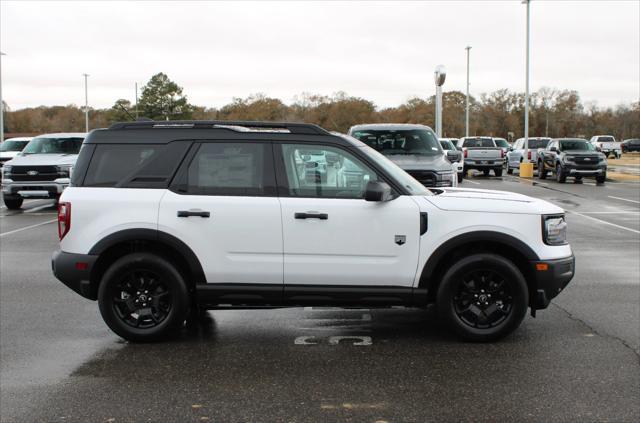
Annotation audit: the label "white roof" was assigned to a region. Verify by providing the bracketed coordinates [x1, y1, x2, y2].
[3, 137, 33, 142]
[33, 132, 87, 138]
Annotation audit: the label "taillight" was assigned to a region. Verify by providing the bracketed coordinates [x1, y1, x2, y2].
[463, 148, 468, 158]
[528, 151, 532, 160]
[58, 202, 71, 240]
[501, 149, 505, 158]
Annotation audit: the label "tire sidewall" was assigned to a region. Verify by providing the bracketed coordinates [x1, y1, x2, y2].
[98, 253, 190, 342]
[436, 253, 529, 342]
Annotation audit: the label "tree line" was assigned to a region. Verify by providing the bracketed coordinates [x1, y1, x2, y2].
[4, 72, 639, 141]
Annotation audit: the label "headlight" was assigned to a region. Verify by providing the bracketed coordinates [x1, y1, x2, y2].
[435, 171, 455, 187]
[56, 164, 73, 177]
[543, 215, 568, 245]
[2, 165, 11, 175]
[599, 154, 607, 162]
[564, 156, 575, 162]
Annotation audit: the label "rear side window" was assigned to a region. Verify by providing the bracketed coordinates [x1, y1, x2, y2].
[83, 142, 190, 188]
[185, 142, 273, 196]
[463, 138, 494, 147]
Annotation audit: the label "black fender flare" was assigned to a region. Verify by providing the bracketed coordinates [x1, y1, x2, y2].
[418, 231, 540, 288]
[88, 228, 206, 285]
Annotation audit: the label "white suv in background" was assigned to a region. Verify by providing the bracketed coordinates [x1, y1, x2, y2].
[1, 133, 85, 209]
[52, 120, 574, 343]
[589, 135, 621, 158]
[0, 137, 32, 167]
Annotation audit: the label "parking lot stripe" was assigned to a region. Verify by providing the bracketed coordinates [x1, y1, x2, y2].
[568, 211, 640, 234]
[465, 179, 481, 185]
[608, 195, 640, 204]
[0, 219, 57, 237]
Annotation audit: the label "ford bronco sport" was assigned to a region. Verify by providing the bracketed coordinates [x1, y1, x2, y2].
[52, 121, 575, 342]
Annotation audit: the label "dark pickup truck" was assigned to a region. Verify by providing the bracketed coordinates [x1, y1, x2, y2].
[537, 138, 607, 184]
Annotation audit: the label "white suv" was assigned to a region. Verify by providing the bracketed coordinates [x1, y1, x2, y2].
[1, 133, 85, 209]
[51, 121, 575, 342]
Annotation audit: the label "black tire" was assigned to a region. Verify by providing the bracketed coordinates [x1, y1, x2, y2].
[538, 161, 547, 179]
[436, 253, 529, 342]
[483, 169, 490, 176]
[3, 196, 23, 210]
[556, 163, 566, 183]
[98, 252, 190, 342]
[457, 173, 464, 183]
[596, 173, 606, 184]
[494, 168, 503, 177]
[507, 167, 513, 175]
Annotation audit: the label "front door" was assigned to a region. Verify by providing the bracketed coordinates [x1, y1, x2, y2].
[275, 143, 421, 290]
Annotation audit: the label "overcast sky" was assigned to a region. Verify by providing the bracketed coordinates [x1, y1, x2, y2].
[1, 1, 638, 110]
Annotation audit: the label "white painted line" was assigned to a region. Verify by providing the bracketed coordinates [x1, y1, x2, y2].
[24, 204, 56, 214]
[328, 336, 372, 346]
[567, 211, 640, 234]
[0, 219, 57, 237]
[294, 336, 319, 345]
[608, 195, 640, 204]
[464, 179, 481, 185]
[577, 211, 639, 214]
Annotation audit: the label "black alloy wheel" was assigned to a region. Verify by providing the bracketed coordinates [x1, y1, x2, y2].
[111, 269, 172, 329]
[452, 269, 513, 330]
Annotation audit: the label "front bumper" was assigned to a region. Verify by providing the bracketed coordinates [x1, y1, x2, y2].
[2, 181, 68, 198]
[51, 249, 99, 300]
[563, 164, 606, 177]
[530, 255, 575, 310]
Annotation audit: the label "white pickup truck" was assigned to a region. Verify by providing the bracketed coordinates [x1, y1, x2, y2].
[457, 137, 504, 177]
[589, 135, 621, 158]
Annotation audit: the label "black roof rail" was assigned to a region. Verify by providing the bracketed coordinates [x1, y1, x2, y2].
[108, 120, 330, 135]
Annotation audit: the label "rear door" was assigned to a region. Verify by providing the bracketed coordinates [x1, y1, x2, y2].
[275, 142, 421, 291]
[158, 141, 283, 293]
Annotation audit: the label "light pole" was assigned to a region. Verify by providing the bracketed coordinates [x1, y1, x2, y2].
[135, 82, 139, 119]
[0, 52, 6, 143]
[83, 73, 89, 132]
[465, 46, 471, 138]
[520, 0, 534, 177]
[434, 65, 446, 138]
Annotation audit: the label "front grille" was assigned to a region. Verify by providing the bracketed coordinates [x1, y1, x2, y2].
[406, 170, 437, 187]
[8, 165, 60, 182]
[573, 156, 599, 165]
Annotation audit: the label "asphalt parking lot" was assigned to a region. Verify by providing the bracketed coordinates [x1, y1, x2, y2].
[1, 174, 639, 422]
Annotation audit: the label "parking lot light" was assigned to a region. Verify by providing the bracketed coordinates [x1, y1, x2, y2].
[465, 46, 471, 138]
[0, 51, 6, 144]
[520, 0, 534, 178]
[83, 73, 89, 133]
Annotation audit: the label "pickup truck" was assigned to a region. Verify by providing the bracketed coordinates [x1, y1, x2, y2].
[589, 135, 621, 158]
[537, 138, 607, 184]
[458, 137, 504, 176]
[506, 137, 551, 174]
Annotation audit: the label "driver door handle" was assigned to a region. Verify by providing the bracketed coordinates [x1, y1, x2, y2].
[177, 210, 211, 218]
[295, 212, 328, 220]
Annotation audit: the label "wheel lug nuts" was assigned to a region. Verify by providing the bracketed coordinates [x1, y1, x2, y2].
[474, 294, 478, 297]
[136, 291, 140, 295]
[143, 303, 147, 307]
[145, 290, 148, 294]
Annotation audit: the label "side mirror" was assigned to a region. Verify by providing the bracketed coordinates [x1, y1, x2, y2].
[364, 181, 392, 202]
[456, 146, 463, 152]
[509, 146, 514, 152]
[446, 150, 460, 162]
[550, 146, 558, 152]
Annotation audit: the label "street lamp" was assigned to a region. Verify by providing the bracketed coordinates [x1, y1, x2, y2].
[83, 73, 89, 132]
[465, 46, 471, 138]
[434, 65, 446, 138]
[520, 0, 534, 177]
[1, 51, 6, 144]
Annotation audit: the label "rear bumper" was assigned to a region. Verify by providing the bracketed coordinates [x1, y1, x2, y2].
[530, 255, 575, 309]
[464, 160, 502, 169]
[51, 249, 99, 300]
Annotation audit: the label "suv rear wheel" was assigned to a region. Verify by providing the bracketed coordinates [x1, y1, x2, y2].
[3, 196, 23, 210]
[436, 253, 529, 342]
[98, 252, 190, 342]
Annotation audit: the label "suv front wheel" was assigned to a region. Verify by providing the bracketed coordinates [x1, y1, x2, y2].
[3, 195, 23, 210]
[436, 253, 529, 342]
[98, 252, 190, 342]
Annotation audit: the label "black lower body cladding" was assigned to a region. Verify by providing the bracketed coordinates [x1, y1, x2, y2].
[51, 249, 99, 300]
[530, 255, 575, 309]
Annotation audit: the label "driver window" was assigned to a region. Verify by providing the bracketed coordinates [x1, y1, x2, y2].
[280, 144, 378, 199]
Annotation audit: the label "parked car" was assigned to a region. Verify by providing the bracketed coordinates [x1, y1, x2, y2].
[51, 120, 574, 343]
[440, 138, 464, 183]
[506, 137, 551, 174]
[0, 137, 32, 167]
[349, 124, 456, 187]
[589, 135, 621, 158]
[493, 138, 510, 166]
[1, 133, 85, 209]
[537, 138, 607, 184]
[458, 136, 504, 176]
[621, 138, 640, 153]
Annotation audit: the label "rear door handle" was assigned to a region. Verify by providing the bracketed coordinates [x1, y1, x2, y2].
[177, 210, 211, 218]
[295, 212, 328, 220]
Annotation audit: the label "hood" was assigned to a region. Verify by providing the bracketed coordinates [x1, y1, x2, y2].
[0, 151, 21, 159]
[425, 187, 564, 215]
[4, 153, 78, 167]
[386, 154, 452, 172]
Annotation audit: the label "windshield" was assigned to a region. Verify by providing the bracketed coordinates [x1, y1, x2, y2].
[440, 140, 455, 150]
[494, 139, 509, 148]
[0, 140, 30, 152]
[560, 140, 595, 151]
[357, 145, 431, 196]
[22, 137, 84, 155]
[462, 138, 494, 148]
[526, 139, 551, 149]
[351, 128, 443, 157]
[598, 136, 615, 142]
